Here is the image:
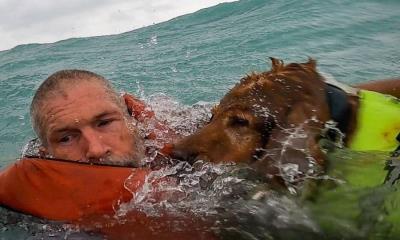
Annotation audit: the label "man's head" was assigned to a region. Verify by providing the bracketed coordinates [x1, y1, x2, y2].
[30, 70, 143, 166]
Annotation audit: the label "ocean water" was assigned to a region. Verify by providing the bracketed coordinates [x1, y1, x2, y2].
[0, 0, 400, 239]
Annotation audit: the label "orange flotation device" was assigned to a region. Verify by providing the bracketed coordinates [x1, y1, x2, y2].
[0, 158, 216, 239]
[123, 93, 178, 143]
[0, 157, 148, 221]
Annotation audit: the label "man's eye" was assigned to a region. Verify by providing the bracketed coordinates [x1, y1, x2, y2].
[59, 135, 73, 144]
[98, 119, 112, 127]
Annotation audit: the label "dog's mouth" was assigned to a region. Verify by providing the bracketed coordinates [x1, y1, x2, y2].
[252, 147, 270, 162]
[171, 147, 210, 165]
[187, 153, 211, 165]
[189, 155, 212, 165]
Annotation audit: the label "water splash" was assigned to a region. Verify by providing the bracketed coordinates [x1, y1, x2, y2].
[145, 93, 213, 137]
[113, 158, 322, 239]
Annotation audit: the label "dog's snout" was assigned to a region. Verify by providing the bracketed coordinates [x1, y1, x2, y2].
[171, 146, 198, 164]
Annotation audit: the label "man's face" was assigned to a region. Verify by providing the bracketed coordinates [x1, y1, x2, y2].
[40, 81, 142, 166]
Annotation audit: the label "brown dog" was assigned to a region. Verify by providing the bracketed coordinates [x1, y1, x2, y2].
[172, 58, 400, 183]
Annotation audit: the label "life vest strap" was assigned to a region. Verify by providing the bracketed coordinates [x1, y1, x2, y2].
[325, 83, 351, 135]
[383, 133, 400, 185]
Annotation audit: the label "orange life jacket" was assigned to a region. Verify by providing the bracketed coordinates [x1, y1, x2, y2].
[0, 158, 216, 239]
[0, 157, 148, 221]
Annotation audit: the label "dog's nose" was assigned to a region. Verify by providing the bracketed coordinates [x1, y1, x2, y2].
[171, 146, 198, 164]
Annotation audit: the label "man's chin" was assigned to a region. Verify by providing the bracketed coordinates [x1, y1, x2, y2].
[93, 153, 143, 167]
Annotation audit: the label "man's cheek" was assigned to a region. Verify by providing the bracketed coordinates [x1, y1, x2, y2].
[52, 145, 82, 160]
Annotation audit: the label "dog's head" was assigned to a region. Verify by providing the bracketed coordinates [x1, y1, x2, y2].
[173, 58, 331, 182]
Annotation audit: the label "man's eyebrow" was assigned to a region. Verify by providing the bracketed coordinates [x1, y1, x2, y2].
[52, 126, 76, 134]
[94, 110, 121, 120]
[51, 111, 121, 134]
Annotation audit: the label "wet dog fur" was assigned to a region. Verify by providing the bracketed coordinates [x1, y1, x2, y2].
[172, 58, 361, 184]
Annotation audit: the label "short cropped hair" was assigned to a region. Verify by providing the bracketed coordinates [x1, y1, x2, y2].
[30, 70, 122, 145]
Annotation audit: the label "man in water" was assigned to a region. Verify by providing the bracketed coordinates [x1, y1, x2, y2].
[30, 69, 146, 166]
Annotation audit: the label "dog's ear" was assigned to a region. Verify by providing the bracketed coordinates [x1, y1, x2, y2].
[254, 102, 327, 184]
[304, 57, 317, 70]
[269, 57, 284, 73]
[284, 101, 326, 165]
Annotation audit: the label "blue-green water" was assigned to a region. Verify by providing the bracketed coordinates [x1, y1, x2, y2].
[1, 0, 399, 167]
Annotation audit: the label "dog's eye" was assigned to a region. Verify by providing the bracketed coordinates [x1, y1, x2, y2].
[229, 116, 249, 127]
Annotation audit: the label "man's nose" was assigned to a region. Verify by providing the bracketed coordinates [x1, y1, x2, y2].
[83, 129, 111, 161]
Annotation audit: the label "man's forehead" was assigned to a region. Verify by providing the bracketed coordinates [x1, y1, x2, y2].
[46, 80, 118, 104]
[41, 82, 122, 126]
[58, 80, 108, 95]
[48, 109, 121, 133]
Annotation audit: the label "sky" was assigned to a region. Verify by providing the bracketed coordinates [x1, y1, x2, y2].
[0, 0, 236, 51]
